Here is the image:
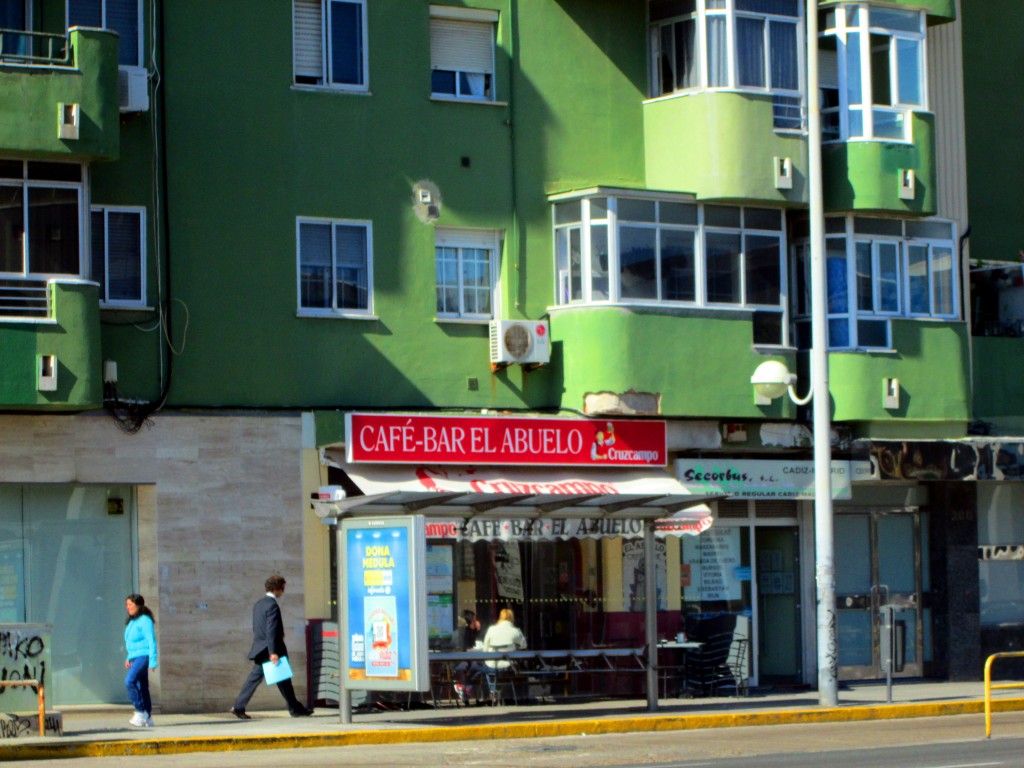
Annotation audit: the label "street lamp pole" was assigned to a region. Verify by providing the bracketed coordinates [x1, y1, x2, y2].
[806, 0, 839, 707]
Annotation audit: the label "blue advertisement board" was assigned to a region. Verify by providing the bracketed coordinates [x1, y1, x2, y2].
[339, 516, 428, 692]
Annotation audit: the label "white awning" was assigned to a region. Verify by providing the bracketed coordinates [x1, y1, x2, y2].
[320, 450, 718, 538]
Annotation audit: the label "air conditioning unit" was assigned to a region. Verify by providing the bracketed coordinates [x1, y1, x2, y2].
[118, 66, 149, 113]
[489, 320, 550, 365]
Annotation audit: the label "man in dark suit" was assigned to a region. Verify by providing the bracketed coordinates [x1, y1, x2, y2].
[230, 574, 313, 719]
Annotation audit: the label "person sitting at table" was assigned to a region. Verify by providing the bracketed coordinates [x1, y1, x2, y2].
[482, 607, 528, 700]
[454, 610, 487, 704]
[461, 609, 482, 651]
[482, 608, 527, 660]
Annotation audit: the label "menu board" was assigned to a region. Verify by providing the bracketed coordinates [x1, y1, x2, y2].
[425, 545, 454, 642]
[683, 527, 742, 602]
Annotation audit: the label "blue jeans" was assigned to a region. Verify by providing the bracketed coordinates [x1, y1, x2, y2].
[125, 657, 152, 715]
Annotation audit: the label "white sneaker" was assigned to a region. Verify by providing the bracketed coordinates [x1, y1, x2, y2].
[145, 717, 155, 727]
[129, 712, 147, 727]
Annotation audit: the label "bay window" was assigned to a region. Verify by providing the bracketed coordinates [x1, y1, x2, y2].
[554, 195, 787, 345]
[820, 4, 925, 142]
[650, 0, 802, 129]
[0, 160, 83, 278]
[794, 217, 957, 350]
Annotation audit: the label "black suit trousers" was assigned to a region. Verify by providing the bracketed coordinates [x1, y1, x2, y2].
[233, 650, 303, 713]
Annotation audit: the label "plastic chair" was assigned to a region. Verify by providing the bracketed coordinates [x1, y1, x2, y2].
[711, 636, 749, 696]
[684, 631, 735, 697]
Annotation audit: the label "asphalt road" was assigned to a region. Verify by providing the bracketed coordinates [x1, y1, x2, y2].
[7, 712, 1024, 767]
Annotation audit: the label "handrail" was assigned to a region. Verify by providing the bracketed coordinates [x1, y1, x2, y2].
[0, 28, 71, 67]
[0, 279, 52, 320]
[983, 651, 1024, 738]
[0, 679, 46, 736]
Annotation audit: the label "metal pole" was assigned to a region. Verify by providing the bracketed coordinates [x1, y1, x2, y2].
[337, 523, 353, 724]
[644, 521, 659, 712]
[807, 0, 838, 707]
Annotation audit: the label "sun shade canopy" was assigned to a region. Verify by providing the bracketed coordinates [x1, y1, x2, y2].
[320, 451, 719, 538]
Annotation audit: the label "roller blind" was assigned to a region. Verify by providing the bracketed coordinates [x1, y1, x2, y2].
[294, 0, 323, 80]
[430, 18, 493, 73]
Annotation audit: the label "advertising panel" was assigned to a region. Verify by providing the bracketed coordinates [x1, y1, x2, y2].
[346, 413, 667, 467]
[675, 459, 867, 499]
[339, 516, 429, 692]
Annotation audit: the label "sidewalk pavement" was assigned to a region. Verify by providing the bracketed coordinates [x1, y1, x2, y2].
[3, 680, 1024, 761]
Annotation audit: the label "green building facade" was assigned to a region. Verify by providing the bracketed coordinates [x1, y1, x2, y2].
[1, 0, 1010, 711]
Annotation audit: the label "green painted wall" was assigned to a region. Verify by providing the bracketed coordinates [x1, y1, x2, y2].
[962, 3, 1024, 264]
[0, 281, 102, 409]
[0, 28, 120, 160]
[511, 0, 647, 315]
[93, 107, 164, 404]
[516, 0, 647, 198]
[146, 0, 650, 410]
[154, 0, 530, 408]
[828, 320, 969, 424]
[551, 306, 797, 419]
[822, 113, 935, 215]
[972, 337, 1024, 421]
[644, 92, 807, 204]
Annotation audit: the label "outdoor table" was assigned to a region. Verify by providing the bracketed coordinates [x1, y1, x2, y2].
[428, 647, 650, 706]
[654, 640, 703, 698]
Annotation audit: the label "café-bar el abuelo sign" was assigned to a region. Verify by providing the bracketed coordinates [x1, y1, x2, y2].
[675, 459, 870, 500]
[346, 413, 667, 467]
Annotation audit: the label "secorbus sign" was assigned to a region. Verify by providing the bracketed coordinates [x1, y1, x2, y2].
[345, 413, 667, 467]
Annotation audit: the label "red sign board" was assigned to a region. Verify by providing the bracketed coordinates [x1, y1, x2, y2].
[346, 413, 667, 467]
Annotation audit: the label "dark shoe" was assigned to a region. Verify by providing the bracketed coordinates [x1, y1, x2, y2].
[290, 707, 314, 717]
[229, 707, 251, 720]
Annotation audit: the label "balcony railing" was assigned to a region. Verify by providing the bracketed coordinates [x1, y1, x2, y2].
[0, 280, 52, 320]
[0, 28, 71, 67]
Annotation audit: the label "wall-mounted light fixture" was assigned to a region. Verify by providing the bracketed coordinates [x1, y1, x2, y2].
[750, 360, 811, 406]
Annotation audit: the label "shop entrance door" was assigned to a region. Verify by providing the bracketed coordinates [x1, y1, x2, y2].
[755, 527, 802, 683]
[835, 510, 927, 680]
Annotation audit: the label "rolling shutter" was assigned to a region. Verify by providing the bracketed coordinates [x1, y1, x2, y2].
[294, 0, 323, 81]
[430, 18, 493, 74]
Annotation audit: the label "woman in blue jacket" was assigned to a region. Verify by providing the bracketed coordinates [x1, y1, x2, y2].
[124, 593, 158, 727]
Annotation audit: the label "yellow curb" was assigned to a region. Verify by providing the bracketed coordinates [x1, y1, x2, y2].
[3, 698, 1023, 761]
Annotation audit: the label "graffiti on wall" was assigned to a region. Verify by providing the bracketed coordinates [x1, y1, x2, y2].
[0, 625, 50, 715]
[0, 712, 62, 738]
[863, 440, 1024, 482]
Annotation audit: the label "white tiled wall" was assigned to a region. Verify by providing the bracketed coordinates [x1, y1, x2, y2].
[0, 412, 306, 713]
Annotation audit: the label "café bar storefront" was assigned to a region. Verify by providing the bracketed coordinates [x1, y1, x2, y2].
[315, 413, 720, 711]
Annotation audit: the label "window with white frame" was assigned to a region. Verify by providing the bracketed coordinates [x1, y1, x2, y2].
[430, 6, 497, 101]
[793, 216, 957, 350]
[649, 0, 802, 129]
[91, 207, 145, 307]
[297, 218, 372, 315]
[68, 0, 141, 67]
[435, 229, 499, 320]
[0, 160, 83, 277]
[293, 0, 367, 89]
[820, 4, 925, 142]
[553, 195, 787, 345]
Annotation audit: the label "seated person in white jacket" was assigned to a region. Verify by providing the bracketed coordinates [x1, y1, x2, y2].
[482, 608, 527, 669]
